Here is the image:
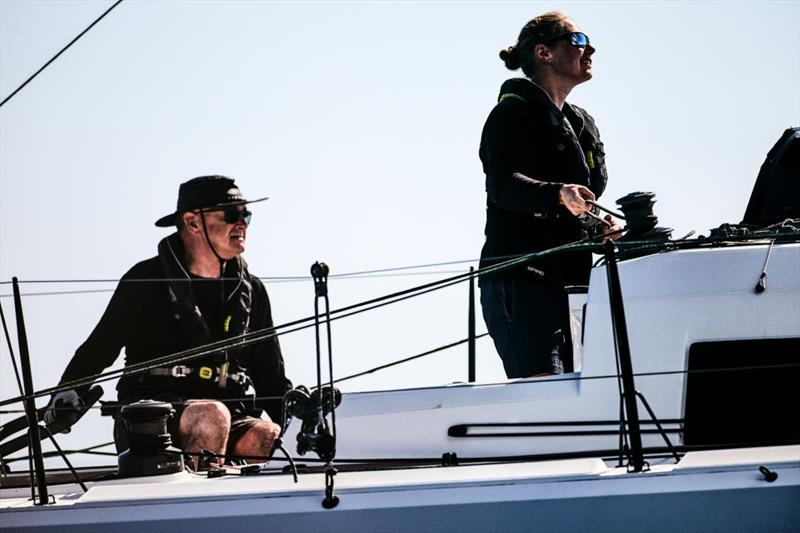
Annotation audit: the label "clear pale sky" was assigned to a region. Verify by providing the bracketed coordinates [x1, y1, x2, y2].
[1, 0, 798, 466]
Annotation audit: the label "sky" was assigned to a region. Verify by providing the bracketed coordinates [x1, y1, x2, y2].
[1, 0, 798, 467]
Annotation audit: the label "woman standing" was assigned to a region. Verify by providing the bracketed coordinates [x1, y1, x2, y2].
[479, 12, 618, 378]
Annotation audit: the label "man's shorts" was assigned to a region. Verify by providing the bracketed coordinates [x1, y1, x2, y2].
[112, 394, 264, 456]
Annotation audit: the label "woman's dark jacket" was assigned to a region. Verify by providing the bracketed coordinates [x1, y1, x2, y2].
[59, 233, 291, 422]
[479, 77, 608, 286]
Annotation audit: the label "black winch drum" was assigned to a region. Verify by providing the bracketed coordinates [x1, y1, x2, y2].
[117, 400, 184, 477]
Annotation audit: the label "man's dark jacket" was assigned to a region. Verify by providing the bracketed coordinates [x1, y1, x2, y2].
[59, 233, 291, 422]
[479, 78, 608, 285]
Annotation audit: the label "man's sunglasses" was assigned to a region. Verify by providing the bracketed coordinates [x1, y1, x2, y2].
[545, 31, 591, 47]
[222, 207, 252, 225]
[200, 206, 252, 225]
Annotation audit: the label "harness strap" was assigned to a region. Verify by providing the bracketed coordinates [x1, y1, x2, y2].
[147, 365, 249, 387]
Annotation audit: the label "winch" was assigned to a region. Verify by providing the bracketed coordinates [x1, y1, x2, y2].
[117, 400, 184, 478]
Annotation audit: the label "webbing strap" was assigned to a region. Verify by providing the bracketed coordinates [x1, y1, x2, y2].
[498, 93, 527, 104]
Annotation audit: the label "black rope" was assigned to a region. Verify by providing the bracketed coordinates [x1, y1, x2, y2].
[0, 0, 124, 108]
[0, 239, 601, 407]
[0, 301, 25, 395]
[4, 360, 797, 417]
[0, 269, 474, 299]
[3, 231, 797, 407]
[332, 333, 490, 385]
[40, 426, 88, 492]
[2, 229, 792, 290]
[3, 442, 116, 464]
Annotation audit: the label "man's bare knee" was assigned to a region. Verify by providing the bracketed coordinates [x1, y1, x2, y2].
[231, 421, 281, 459]
[179, 401, 231, 466]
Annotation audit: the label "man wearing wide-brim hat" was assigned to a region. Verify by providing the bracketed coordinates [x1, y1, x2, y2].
[46, 175, 292, 469]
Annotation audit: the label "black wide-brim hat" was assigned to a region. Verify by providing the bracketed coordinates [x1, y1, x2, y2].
[155, 175, 268, 227]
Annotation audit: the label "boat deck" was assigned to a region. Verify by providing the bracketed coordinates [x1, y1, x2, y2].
[2, 445, 798, 532]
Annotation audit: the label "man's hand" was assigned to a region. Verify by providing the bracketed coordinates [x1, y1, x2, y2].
[601, 214, 624, 241]
[43, 389, 83, 427]
[559, 184, 596, 216]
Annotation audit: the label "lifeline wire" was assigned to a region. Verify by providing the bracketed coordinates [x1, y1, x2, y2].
[0, 0, 125, 108]
[0, 270, 472, 299]
[1, 229, 788, 407]
[0, 237, 603, 407]
[4, 360, 798, 416]
[0, 267, 474, 406]
[1, 228, 788, 289]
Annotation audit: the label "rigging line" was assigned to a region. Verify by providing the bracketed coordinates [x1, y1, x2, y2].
[5, 227, 784, 289]
[3, 360, 799, 415]
[331, 333, 491, 385]
[3, 441, 116, 464]
[0, 301, 25, 395]
[0, 251, 546, 287]
[0, 0, 125, 108]
[0, 238, 641, 405]
[0, 229, 795, 288]
[0, 238, 643, 406]
[0, 288, 116, 299]
[0, 268, 479, 406]
[0, 269, 470, 299]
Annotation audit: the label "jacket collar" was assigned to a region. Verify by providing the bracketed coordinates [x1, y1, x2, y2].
[498, 77, 585, 134]
[157, 232, 247, 302]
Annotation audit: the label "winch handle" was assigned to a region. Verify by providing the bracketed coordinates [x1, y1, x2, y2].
[586, 200, 626, 220]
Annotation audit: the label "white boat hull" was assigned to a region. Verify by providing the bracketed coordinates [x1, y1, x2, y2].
[2, 447, 798, 532]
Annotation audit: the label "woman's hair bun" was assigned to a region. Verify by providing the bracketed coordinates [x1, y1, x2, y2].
[499, 46, 521, 70]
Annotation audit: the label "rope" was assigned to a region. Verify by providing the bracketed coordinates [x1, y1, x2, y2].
[333, 333, 490, 385]
[0, 0, 124, 108]
[2, 231, 795, 407]
[3, 442, 116, 464]
[0, 239, 603, 407]
[2, 360, 797, 416]
[0, 253, 526, 288]
[1, 228, 791, 290]
[0, 301, 25, 395]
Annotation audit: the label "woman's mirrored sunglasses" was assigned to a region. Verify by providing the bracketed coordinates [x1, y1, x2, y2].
[547, 31, 591, 47]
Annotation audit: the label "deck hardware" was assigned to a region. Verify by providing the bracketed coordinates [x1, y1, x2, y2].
[312, 262, 340, 508]
[280, 262, 343, 507]
[759, 466, 778, 482]
[322, 466, 339, 509]
[207, 466, 226, 478]
[240, 464, 261, 476]
[754, 240, 775, 293]
[441, 452, 459, 466]
[117, 400, 184, 477]
[615, 192, 672, 241]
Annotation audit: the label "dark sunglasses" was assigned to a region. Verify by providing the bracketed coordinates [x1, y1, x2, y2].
[204, 206, 252, 225]
[545, 31, 591, 47]
[224, 207, 252, 225]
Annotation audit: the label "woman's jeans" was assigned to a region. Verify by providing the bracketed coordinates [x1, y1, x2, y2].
[480, 275, 568, 378]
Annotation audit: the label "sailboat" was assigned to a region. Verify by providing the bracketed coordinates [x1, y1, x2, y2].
[1, 129, 798, 532]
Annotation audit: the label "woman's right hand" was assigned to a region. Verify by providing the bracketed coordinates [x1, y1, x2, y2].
[559, 184, 596, 216]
